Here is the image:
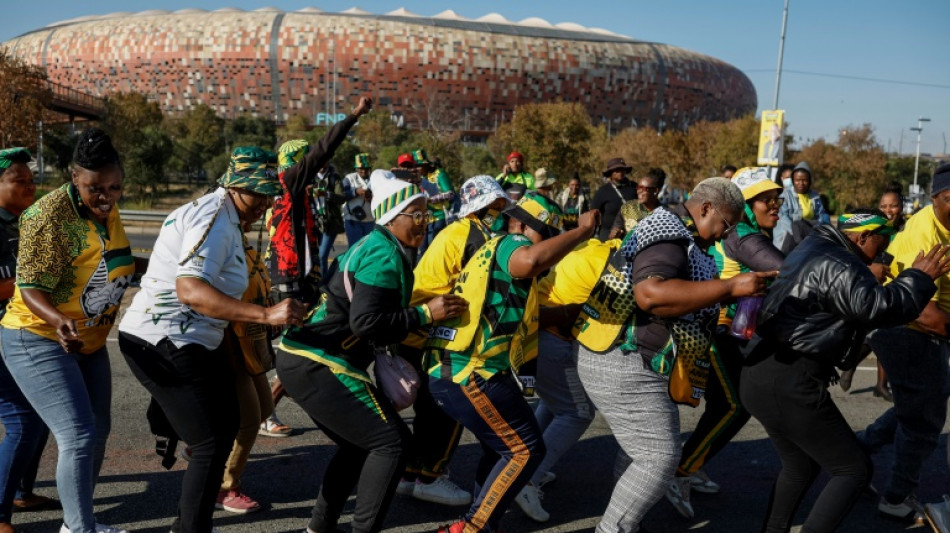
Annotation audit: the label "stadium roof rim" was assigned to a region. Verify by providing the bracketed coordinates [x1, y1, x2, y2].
[14, 8, 647, 45]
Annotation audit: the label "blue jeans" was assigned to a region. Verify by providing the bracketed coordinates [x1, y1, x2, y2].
[319, 232, 338, 278]
[0, 335, 49, 523]
[0, 326, 112, 533]
[344, 220, 375, 248]
[866, 326, 950, 502]
[532, 332, 594, 487]
[429, 372, 544, 533]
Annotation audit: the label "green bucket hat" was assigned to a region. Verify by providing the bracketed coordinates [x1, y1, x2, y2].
[0, 148, 31, 170]
[354, 152, 371, 169]
[412, 148, 430, 166]
[278, 139, 309, 173]
[219, 146, 281, 196]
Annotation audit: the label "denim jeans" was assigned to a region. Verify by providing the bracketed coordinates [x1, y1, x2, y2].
[532, 332, 594, 486]
[866, 326, 950, 502]
[0, 331, 50, 523]
[319, 232, 338, 278]
[0, 326, 112, 533]
[344, 220, 375, 248]
[429, 372, 545, 533]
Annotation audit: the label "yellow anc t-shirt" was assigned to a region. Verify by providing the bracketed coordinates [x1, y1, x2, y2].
[888, 204, 950, 333]
[797, 193, 815, 221]
[1, 184, 134, 353]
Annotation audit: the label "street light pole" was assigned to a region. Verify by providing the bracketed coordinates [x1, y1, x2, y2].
[772, 0, 790, 109]
[912, 116, 931, 192]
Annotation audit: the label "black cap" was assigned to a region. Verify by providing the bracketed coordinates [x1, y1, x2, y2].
[932, 163, 950, 197]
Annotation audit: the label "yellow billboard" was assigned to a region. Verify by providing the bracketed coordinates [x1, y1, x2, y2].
[757, 110, 785, 166]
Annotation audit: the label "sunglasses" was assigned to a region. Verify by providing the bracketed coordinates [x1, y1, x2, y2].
[756, 196, 785, 208]
[713, 207, 738, 237]
[396, 211, 434, 226]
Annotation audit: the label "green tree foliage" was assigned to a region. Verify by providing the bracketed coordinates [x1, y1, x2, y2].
[102, 92, 172, 200]
[489, 102, 605, 184]
[226, 113, 277, 151]
[796, 124, 888, 210]
[886, 155, 935, 194]
[166, 104, 224, 184]
[461, 145, 497, 182]
[0, 51, 51, 148]
[353, 111, 411, 163]
[40, 125, 78, 181]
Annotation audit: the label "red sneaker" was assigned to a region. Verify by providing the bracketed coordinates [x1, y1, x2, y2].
[215, 489, 261, 514]
[436, 520, 467, 533]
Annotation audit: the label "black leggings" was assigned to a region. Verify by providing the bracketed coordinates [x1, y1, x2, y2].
[740, 354, 871, 533]
[403, 347, 464, 483]
[276, 350, 410, 533]
[119, 332, 239, 533]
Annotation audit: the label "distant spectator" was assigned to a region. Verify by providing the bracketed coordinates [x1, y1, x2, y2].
[497, 152, 536, 189]
[775, 163, 795, 188]
[638, 168, 666, 213]
[557, 176, 589, 230]
[342, 153, 375, 247]
[773, 161, 830, 251]
[721, 165, 737, 179]
[412, 149, 454, 256]
[534, 168, 557, 200]
[591, 157, 636, 240]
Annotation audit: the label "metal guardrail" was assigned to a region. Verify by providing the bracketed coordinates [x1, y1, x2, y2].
[119, 210, 266, 231]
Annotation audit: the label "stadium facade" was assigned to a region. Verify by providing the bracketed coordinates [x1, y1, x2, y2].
[3, 7, 757, 135]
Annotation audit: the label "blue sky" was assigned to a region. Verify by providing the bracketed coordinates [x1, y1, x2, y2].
[2, 0, 947, 155]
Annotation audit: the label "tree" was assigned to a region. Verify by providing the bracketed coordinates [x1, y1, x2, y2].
[488, 102, 605, 184]
[0, 51, 51, 148]
[797, 124, 888, 210]
[103, 92, 172, 199]
[166, 104, 225, 185]
[353, 111, 411, 162]
[40, 125, 78, 182]
[226, 113, 277, 151]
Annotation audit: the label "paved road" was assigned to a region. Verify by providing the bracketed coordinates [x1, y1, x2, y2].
[6, 225, 948, 532]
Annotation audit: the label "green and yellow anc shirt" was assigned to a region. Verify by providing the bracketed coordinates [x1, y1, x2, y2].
[426, 168, 454, 221]
[2, 184, 134, 353]
[426, 234, 536, 385]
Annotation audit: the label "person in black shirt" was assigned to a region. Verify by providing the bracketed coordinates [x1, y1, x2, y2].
[0, 147, 51, 533]
[591, 157, 636, 240]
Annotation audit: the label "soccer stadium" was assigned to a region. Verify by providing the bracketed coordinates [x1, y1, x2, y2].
[2, 7, 757, 134]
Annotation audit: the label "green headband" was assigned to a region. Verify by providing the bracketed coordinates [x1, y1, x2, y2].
[837, 213, 896, 237]
[0, 147, 31, 170]
[219, 146, 281, 196]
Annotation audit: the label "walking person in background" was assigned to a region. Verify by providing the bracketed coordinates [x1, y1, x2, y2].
[667, 168, 785, 519]
[0, 147, 53, 533]
[0, 129, 143, 533]
[261, 96, 373, 438]
[277, 170, 467, 533]
[861, 165, 950, 529]
[557, 176, 588, 230]
[741, 210, 949, 533]
[343, 153, 375, 247]
[591, 158, 636, 240]
[119, 146, 304, 533]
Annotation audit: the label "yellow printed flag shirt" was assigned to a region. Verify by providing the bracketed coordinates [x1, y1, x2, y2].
[888, 204, 950, 330]
[2, 184, 134, 353]
[427, 234, 535, 384]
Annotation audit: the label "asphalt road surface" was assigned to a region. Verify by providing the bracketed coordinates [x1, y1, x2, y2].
[6, 225, 949, 533]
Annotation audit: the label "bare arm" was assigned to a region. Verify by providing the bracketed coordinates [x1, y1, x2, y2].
[635, 272, 776, 318]
[915, 301, 950, 338]
[0, 278, 14, 301]
[507, 211, 600, 279]
[176, 277, 304, 327]
[20, 287, 83, 352]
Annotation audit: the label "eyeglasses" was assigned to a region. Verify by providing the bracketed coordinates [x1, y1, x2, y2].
[756, 196, 786, 208]
[396, 211, 434, 226]
[637, 185, 659, 193]
[713, 207, 738, 237]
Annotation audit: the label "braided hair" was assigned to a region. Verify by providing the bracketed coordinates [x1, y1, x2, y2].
[73, 128, 120, 171]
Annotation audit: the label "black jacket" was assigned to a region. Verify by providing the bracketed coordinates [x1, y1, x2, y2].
[757, 224, 935, 370]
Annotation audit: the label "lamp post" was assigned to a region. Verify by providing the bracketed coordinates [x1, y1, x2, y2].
[912, 117, 931, 193]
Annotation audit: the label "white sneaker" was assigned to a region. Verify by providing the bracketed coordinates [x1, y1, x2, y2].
[879, 495, 925, 522]
[515, 483, 550, 522]
[412, 476, 472, 506]
[60, 524, 129, 533]
[666, 476, 694, 519]
[688, 470, 720, 494]
[395, 477, 415, 496]
[925, 495, 950, 533]
[537, 471, 556, 488]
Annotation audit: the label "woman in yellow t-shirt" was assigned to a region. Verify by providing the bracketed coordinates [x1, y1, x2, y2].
[0, 129, 144, 533]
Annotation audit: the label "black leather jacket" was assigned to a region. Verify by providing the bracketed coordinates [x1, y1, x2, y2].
[758, 224, 936, 370]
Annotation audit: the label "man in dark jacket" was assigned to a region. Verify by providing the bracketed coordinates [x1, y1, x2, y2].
[740, 210, 950, 533]
[591, 157, 636, 240]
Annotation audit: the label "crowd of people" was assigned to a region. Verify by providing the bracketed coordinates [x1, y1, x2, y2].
[0, 94, 948, 533]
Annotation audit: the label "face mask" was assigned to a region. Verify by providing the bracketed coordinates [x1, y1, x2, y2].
[782, 178, 793, 189]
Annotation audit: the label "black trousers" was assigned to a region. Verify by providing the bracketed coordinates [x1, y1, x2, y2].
[740, 354, 871, 533]
[678, 328, 752, 475]
[276, 350, 410, 533]
[403, 347, 464, 483]
[119, 332, 239, 533]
